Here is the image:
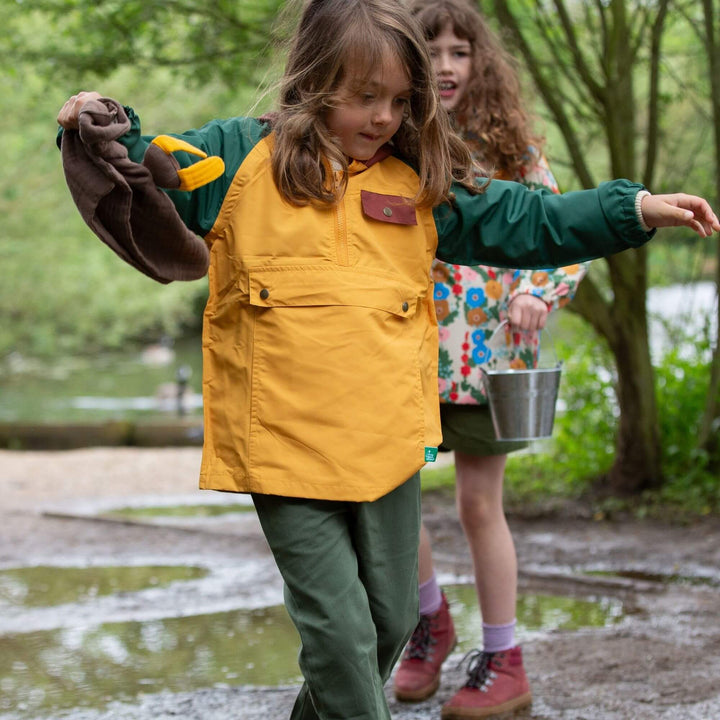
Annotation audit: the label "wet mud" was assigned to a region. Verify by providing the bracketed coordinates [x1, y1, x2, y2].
[1, 448, 720, 720]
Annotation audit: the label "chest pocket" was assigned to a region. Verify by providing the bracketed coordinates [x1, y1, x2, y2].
[360, 190, 417, 226]
[247, 265, 420, 318]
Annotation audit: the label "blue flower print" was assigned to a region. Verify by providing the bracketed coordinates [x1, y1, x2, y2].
[466, 287, 486, 308]
[434, 284, 450, 301]
[472, 340, 492, 365]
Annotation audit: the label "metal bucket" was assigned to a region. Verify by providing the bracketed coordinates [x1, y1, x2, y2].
[480, 322, 562, 441]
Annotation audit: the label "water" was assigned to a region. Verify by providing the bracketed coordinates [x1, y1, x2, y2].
[0, 605, 302, 716]
[0, 565, 208, 608]
[444, 584, 623, 652]
[647, 281, 717, 361]
[102, 503, 255, 521]
[0, 564, 625, 718]
[0, 338, 203, 424]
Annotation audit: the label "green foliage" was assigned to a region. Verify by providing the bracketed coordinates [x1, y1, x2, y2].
[419, 463, 456, 492]
[648, 235, 717, 285]
[0, 2, 285, 361]
[650, 320, 719, 515]
[0, 63, 252, 360]
[0, 0, 288, 91]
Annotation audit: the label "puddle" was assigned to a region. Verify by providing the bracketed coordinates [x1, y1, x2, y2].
[444, 584, 623, 651]
[102, 504, 254, 521]
[0, 565, 208, 609]
[0, 570, 625, 718]
[0, 605, 302, 717]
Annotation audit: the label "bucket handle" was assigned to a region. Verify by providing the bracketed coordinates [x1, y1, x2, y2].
[487, 319, 561, 367]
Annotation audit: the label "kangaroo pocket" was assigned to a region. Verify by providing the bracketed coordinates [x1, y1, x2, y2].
[245, 265, 428, 497]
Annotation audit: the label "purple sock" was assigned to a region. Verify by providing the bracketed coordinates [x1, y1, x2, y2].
[418, 574, 443, 616]
[482, 619, 516, 653]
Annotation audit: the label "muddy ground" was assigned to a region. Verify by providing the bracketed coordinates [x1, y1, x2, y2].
[1, 447, 720, 720]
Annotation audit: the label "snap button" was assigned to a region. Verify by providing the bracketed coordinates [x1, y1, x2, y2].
[402, 301, 409, 312]
[383, 207, 393, 217]
[259, 288, 270, 300]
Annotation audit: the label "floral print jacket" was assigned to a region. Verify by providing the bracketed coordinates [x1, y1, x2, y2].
[434, 148, 589, 405]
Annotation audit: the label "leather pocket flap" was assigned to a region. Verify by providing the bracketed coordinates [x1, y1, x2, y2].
[361, 190, 417, 225]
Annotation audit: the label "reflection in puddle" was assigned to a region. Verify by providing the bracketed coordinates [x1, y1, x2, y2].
[0, 606, 302, 716]
[444, 584, 623, 651]
[0, 565, 208, 608]
[102, 504, 254, 521]
[0, 573, 625, 718]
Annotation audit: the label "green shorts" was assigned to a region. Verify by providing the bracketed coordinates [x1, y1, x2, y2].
[439, 403, 528, 456]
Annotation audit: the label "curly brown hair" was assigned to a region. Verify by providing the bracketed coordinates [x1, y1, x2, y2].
[409, 0, 543, 178]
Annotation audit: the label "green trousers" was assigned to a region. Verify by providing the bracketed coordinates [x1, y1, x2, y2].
[252, 473, 421, 720]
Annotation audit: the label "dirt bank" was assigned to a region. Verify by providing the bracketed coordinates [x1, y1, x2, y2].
[2, 448, 720, 719]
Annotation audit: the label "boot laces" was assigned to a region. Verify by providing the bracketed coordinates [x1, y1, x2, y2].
[459, 649, 498, 690]
[404, 614, 437, 660]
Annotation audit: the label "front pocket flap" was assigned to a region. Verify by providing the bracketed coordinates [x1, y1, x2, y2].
[361, 190, 417, 225]
[247, 266, 420, 318]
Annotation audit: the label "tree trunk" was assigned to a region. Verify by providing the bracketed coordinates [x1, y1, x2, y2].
[604, 252, 662, 491]
[569, 252, 662, 492]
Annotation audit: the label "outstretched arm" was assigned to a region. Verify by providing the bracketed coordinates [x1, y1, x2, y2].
[641, 193, 720, 237]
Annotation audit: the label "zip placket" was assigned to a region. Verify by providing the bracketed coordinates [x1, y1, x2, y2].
[334, 169, 349, 266]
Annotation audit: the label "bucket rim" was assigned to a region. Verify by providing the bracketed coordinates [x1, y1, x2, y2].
[480, 363, 563, 377]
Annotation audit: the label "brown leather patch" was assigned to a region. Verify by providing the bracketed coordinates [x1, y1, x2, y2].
[361, 190, 417, 225]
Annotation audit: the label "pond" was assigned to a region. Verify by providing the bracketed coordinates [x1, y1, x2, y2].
[0, 338, 203, 424]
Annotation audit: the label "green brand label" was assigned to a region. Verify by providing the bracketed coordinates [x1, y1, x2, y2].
[424, 447, 438, 462]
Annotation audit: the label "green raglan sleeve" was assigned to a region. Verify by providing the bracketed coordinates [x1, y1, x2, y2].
[117, 108, 269, 237]
[433, 178, 654, 270]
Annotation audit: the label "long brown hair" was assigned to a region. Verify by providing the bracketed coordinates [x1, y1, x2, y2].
[271, 0, 479, 207]
[409, 0, 542, 178]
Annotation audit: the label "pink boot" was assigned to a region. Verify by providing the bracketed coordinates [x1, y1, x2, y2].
[394, 592, 457, 701]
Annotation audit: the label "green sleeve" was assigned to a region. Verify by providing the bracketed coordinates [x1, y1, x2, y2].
[433, 178, 654, 269]
[117, 108, 269, 237]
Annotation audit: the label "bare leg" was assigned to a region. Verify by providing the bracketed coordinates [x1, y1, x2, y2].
[440, 452, 532, 716]
[454, 450, 516, 625]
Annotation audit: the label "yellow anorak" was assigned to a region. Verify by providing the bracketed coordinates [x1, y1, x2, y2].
[61, 105, 653, 501]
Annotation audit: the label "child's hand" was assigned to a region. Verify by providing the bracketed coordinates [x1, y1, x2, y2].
[507, 293, 548, 332]
[641, 193, 720, 238]
[57, 91, 104, 130]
